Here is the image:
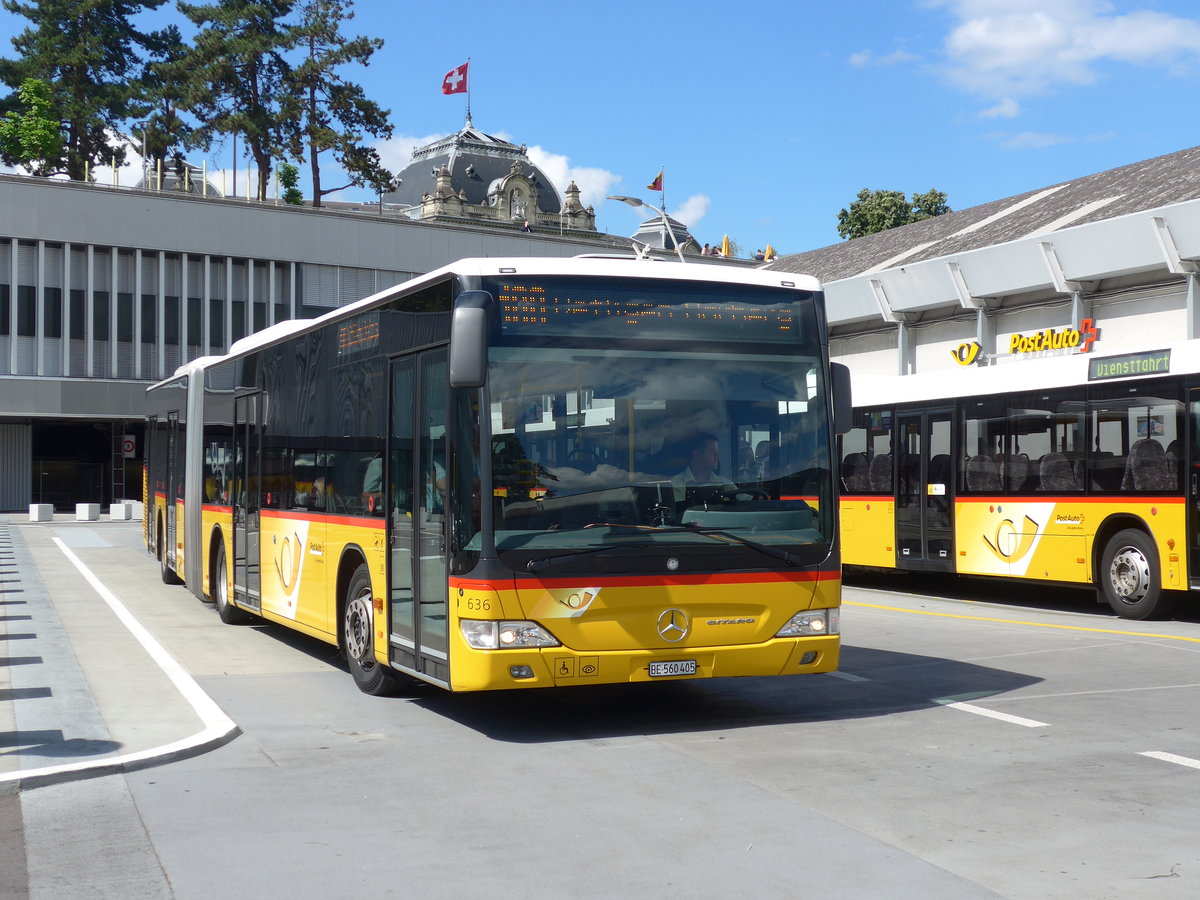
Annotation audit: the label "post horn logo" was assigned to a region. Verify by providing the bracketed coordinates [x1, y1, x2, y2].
[951, 340, 983, 366]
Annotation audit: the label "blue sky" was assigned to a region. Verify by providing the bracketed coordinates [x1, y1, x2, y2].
[3, 0, 1200, 256]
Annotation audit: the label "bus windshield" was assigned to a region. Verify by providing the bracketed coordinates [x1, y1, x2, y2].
[479, 276, 834, 573]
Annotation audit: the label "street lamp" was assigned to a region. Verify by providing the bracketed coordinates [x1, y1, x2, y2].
[607, 195, 687, 264]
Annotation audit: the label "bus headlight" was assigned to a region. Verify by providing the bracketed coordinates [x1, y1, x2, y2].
[460, 619, 561, 650]
[775, 608, 840, 637]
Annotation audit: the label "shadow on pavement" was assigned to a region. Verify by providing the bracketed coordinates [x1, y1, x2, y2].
[411, 643, 1043, 744]
[846, 569, 1200, 624]
[0, 730, 122, 759]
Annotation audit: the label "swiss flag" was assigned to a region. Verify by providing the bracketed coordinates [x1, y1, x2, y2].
[442, 62, 469, 95]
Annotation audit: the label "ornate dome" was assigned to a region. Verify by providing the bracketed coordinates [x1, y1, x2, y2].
[383, 119, 561, 215]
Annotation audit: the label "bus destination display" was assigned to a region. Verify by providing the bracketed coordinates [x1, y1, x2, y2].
[490, 280, 809, 343]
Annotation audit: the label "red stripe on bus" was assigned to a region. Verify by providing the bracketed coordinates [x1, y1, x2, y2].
[451, 569, 839, 591]
[260, 508, 387, 529]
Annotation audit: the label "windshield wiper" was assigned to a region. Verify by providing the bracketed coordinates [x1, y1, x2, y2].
[681, 525, 802, 567]
[526, 541, 655, 572]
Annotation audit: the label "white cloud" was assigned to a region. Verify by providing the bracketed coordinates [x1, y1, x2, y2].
[979, 97, 1020, 118]
[848, 48, 920, 67]
[670, 195, 711, 231]
[524, 145, 621, 210]
[986, 128, 1116, 149]
[931, 0, 1200, 103]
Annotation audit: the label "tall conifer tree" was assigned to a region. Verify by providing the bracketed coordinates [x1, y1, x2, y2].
[0, 0, 168, 179]
[175, 0, 295, 200]
[283, 0, 393, 206]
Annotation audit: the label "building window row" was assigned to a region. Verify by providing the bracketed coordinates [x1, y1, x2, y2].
[0, 238, 419, 382]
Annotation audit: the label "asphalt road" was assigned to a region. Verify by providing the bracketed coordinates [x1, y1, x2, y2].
[6, 525, 1200, 899]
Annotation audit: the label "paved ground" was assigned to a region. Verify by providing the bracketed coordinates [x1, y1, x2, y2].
[0, 516, 236, 791]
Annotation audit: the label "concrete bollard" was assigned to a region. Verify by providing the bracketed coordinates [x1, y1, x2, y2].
[28, 503, 54, 522]
[109, 502, 133, 521]
[75, 503, 101, 522]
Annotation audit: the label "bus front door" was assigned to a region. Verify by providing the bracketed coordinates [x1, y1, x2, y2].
[895, 409, 955, 572]
[233, 393, 263, 613]
[387, 350, 450, 685]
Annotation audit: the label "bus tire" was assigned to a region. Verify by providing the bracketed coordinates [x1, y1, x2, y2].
[160, 544, 182, 585]
[342, 563, 399, 696]
[1100, 529, 1173, 620]
[158, 518, 182, 585]
[213, 539, 251, 625]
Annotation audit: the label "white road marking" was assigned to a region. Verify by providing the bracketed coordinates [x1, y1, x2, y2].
[0, 538, 240, 790]
[827, 670, 869, 682]
[1139, 751, 1200, 770]
[940, 701, 1050, 728]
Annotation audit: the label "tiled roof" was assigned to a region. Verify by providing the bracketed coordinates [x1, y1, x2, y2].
[769, 145, 1200, 283]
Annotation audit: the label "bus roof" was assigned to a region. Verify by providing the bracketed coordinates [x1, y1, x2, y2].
[148, 256, 822, 389]
[852, 339, 1200, 408]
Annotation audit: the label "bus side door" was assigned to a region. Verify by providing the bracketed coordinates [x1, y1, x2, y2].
[233, 393, 263, 613]
[165, 411, 179, 565]
[895, 409, 955, 572]
[388, 350, 450, 684]
[1189, 388, 1200, 588]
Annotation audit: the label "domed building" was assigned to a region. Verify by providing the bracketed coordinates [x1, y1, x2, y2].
[629, 212, 699, 255]
[383, 117, 597, 233]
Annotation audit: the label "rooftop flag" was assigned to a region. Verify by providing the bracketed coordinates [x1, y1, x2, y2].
[442, 62, 469, 95]
[647, 169, 663, 192]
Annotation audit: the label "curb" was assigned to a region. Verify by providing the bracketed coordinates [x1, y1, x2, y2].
[0, 535, 241, 792]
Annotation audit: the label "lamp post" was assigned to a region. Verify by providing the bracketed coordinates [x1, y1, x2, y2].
[139, 124, 149, 189]
[607, 195, 687, 264]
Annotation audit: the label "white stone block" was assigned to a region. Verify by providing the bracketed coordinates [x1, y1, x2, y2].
[75, 503, 101, 521]
[28, 503, 53, 522]
[109, 502, 133, 520]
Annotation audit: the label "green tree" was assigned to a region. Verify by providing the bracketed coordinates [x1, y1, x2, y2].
[278, 160, 303, 204]
[282, 0, 393, 207]
[836, 187, 952, 240]
[0, 77, 62, 174]
[911, 188, 951, 223]
[131, 24, 194, 180]
[176, 0, 296, 201]
[0, 0, 170, 180]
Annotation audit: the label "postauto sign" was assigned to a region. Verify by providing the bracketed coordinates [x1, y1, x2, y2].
[951, 318, 1100, 366]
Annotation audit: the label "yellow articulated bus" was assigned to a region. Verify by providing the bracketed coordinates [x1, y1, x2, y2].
[839, 341, 1200, 619]
[146, 257, 852, 694]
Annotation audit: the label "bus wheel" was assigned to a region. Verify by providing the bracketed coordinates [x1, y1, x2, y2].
[1100, 529, 1173, 620]
[213, 539, 250, 625]
[342, 564, 398, 696]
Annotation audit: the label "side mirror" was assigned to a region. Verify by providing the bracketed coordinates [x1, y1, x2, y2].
[449, 291, 493, 388]
[831, 362, 853, 435]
